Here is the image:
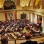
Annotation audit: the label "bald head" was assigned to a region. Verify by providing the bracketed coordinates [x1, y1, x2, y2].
[25, 32, 31, 40]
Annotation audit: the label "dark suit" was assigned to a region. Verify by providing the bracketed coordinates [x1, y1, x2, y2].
[1, 36, 8, 44]
[20, 41, 38, 44]
[39, 42, 44, 44]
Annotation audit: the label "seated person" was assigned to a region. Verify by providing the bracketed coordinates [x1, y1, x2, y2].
[14, 28, 22, 38]
[20, 32, 38, 44]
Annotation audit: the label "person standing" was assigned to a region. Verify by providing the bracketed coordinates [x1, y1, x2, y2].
[20, 32, 38, 44]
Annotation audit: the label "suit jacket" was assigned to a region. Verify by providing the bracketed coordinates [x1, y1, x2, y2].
[39, 42, 44, 44]
[1, 36, 8, 44]
[20, 41, 38, 44]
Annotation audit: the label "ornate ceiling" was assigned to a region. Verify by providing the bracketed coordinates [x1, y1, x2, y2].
[0, 0, 40, 8]
[0, 0, 44, 11]
[0, 0, 44, 15]
[14, 0, 40, 8]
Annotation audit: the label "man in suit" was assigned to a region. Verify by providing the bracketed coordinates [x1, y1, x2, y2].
[20, 32, 38, 44]
[1, 36, 8, 44]
[39, 42, 44, 44]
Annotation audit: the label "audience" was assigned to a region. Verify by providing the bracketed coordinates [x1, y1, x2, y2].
[0, 19, 42, 37]
[0, 19, 43, 44]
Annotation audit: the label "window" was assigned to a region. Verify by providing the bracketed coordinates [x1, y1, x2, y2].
[7, 0, 11, 1]
[5, 0, 7, 1]
[21, 14, 26, 19]
[9, 14, 13, 17]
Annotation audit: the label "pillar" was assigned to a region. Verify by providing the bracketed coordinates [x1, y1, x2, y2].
[27, 13, 30, 20]
[30, 13, 34, 23]
[5, 13, 8, 21]
[13, 12, 17, 20]
[13, 12, 15, 20]
[34, 15, 37, 24]
[7, 13, 10, 20]
[42, 16, 44, 34]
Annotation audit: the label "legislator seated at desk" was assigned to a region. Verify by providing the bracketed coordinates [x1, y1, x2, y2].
[20, 32, 38, 44]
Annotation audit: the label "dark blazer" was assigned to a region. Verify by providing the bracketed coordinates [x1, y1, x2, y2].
[20, 41, 38, 44]
[1, 36, 8, 44]
[39, 42, 44, 44]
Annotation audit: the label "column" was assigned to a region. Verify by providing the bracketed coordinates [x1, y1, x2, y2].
[17, 11, 20, 19]
[13, 12, 15, 20]
[7, 13, 10, 20]
[27, 13, 30, 20]
[42, 16, 44, 34]
[30, 13, 34, 23]
[34, 15, 37, 24]
[5, 13, 8, 21]
[13, 12, 17, 20]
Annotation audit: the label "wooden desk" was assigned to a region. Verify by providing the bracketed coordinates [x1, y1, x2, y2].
[10, 33, 17, 44]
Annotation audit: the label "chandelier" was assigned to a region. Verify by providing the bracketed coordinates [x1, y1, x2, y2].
[35, 0, 40, 6]
[20, 0, 30, 7]
[0, 0, 4, 8]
